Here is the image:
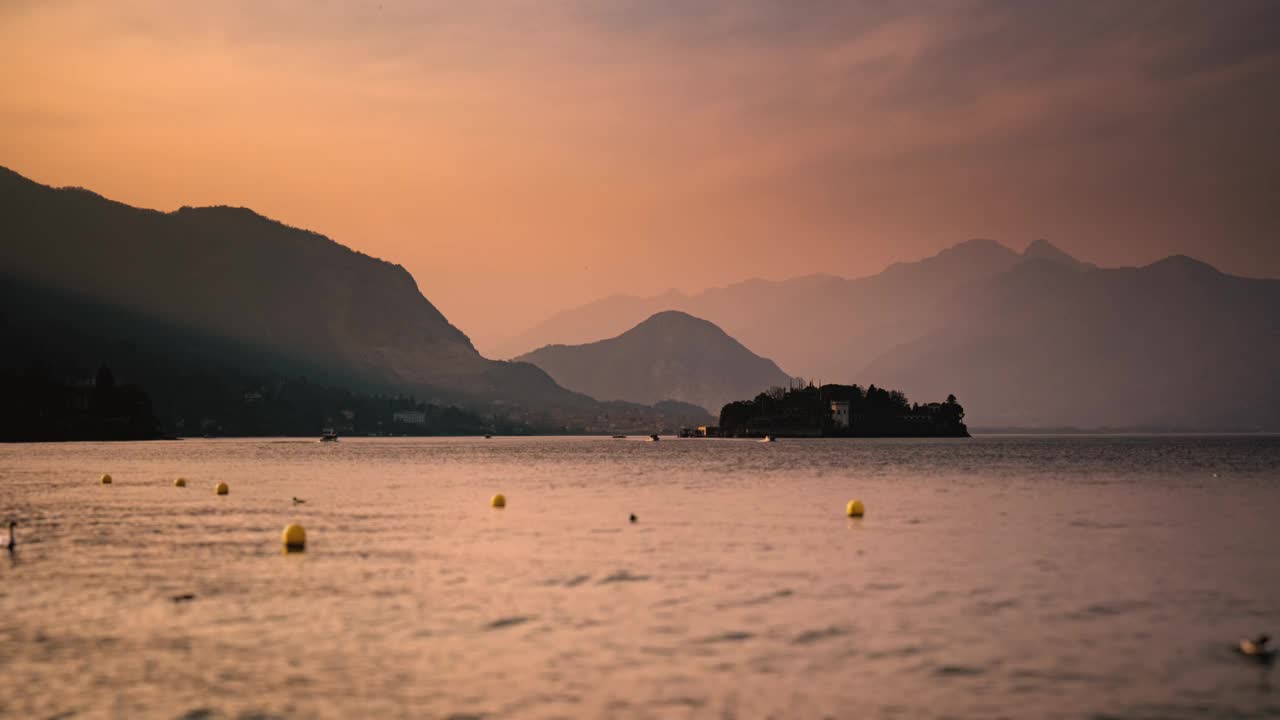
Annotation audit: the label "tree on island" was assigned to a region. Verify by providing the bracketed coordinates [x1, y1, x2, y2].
[717, 383, 968, 438]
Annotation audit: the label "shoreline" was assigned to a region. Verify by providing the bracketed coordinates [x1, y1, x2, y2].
[6, 431, 1280, 444]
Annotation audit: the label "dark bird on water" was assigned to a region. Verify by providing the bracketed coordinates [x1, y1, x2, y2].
[171, 593, 196, 603]
[292, 497, 306, 505]
[5, 521, 15, 551]
[629, 514, 637, 524]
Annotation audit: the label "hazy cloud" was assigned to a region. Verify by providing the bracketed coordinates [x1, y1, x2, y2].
[2, 0, 1277, 351]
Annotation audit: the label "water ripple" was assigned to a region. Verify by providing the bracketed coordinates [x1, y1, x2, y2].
[485, 616, 534, 631]
[598, 570, 649, 584]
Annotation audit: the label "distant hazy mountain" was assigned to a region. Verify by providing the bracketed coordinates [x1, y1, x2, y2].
[1021, 237, 1096, 271]
[0, 166, 705, 429]
[515, 311, 792, 413]
[499, 238, 1045, 378]
[508, 238, 1280, 429]
[494, 289, 693, 359]
[862, 256, 1280, 430]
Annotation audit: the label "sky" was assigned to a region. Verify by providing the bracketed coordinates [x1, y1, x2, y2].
[2, 0, 1278, 354]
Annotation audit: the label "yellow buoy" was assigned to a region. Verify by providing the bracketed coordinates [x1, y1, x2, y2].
[846, 499, 865, 517]
[215, 482, 229, 495]
[100, 473, 112, 485]
[282, 523, 306, 551]
[174, 477, 187, 487]
[490, 493, 506, 508]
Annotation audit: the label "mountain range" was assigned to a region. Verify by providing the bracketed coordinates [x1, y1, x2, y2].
[515, 311, 792, 414]
[0, 166, 711, 433]
[7, 163, 1276, 431]
[500, 239, 1280, 430]
[495, 238, 1053, 373]
[863, 254, 1280, 429]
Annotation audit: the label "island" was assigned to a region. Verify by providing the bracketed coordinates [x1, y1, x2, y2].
[711, 383, 969, 438]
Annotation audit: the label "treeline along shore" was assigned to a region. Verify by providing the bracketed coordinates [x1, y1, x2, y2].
[0, 363, 518, 441]
[1, 359, 714, 441]
[713, 383, 969, 438]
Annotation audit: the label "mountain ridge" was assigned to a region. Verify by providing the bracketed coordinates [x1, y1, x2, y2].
[861, 256, 1280, 429]
[515, 310, 792, 413]
[0, 165, 714, 432]
[494, 237, 1087, 371]
[500, 237, 1279, 430]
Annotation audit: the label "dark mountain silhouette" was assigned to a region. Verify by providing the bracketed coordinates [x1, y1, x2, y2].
[0, 270, 537, 438]
[861, 256, 1280, 430]
[515, 311, 792, 413]
[2, 167, 479, 388]
[0, 166, 709, 433]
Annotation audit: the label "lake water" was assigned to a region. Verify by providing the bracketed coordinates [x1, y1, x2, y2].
[2, 435, 1279, 719]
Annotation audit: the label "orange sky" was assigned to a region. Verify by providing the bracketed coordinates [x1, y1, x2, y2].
[3, 1, 1278, 354]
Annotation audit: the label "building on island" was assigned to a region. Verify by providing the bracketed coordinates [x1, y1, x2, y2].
[830, 401, 850, 429]
[678, 425, 721, 438]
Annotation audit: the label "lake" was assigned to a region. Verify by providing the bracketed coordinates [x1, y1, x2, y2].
[2, 435, 1279, 719]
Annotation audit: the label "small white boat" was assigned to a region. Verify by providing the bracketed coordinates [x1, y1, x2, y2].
[320, 428, 339, 442]
[759, 435, 776, 443]
[647, 434, 660, 442]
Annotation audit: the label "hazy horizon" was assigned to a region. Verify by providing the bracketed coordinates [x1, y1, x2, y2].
[4, 0, 1278, 352]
